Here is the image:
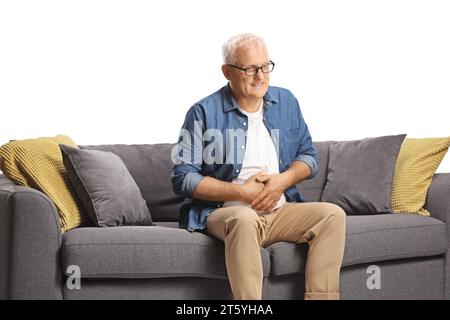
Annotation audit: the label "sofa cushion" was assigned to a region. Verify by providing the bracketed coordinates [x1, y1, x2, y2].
[321, 134, 406, 214]
[62, 226, 271, 279]
[0, 135, 88, 232]
[392, 137, 450, 216]
[81, 144, 184, 222]
[60, 144, 153, 227]
[267, 214, 446, 276]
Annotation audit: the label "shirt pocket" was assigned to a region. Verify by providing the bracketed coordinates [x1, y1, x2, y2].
[282, 127, 301, 161]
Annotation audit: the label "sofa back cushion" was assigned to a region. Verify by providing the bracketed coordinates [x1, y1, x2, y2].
[82, 142, 331, 222]
[0, 135, 89, 232]
[321, 134, 407, 214]
[392, 137, 450, 216]
[81, 144, 184, 222]
[61, 144, 154, 227]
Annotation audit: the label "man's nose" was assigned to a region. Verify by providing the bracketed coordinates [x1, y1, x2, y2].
[255, 68, 265, 79]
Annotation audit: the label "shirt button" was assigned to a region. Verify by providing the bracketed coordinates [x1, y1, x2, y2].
[279, 159, 283, 164]
[241, 145, 245, 149]
[243, 122, 247, 126]
[235, 169, 240, 173]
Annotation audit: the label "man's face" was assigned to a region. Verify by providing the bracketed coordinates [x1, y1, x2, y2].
[223, 44, 270, 102]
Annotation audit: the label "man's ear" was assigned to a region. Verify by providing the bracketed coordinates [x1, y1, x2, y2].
[221, 64, 230, 80]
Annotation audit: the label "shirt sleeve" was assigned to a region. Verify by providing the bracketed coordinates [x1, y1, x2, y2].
[293, 97, 318, 179]
[171, 105, 205, 197]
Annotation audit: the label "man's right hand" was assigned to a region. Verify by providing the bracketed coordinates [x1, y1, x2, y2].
[239, 172, 266, 204]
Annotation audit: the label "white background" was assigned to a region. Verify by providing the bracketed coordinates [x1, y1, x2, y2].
[1, 0, 449, 172]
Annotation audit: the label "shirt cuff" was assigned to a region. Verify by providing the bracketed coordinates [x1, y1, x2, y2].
[181, 172, 204, 196]
[294, 155, 318, 179]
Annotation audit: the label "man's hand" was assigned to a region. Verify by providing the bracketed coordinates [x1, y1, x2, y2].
[239, 172, 266, 204]
[251, 173, 289, 213]
[250, 161, 312, 213]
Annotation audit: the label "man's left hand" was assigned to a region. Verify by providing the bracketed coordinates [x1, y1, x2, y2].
[251, 173, 288, 213]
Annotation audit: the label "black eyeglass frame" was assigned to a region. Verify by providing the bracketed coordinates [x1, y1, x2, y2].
[226, 60, 275, 76]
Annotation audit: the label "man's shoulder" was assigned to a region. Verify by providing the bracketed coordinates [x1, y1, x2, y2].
[184, 86, 226, 118]
[194, 86, 226, 108]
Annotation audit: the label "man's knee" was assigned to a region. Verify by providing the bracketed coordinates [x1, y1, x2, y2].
[318, 202, 346, 225]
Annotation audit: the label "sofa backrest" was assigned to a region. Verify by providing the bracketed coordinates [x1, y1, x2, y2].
[296, 141, 333, 202]
[81, 142, 331, 222]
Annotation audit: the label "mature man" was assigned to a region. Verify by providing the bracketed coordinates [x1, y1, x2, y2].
[171, 33, 346, 300]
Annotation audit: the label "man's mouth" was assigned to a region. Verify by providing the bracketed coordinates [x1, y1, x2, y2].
[251, 82, 265, 87]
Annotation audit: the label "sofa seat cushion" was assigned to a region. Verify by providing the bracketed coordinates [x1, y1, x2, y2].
[267, 214, 447, 276]
[62, 226, 271, 279]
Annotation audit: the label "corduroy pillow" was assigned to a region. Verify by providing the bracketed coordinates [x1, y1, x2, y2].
[392, 137, 450, 216]
[0, 135, 88, 232]
[60, 144, 153, 227]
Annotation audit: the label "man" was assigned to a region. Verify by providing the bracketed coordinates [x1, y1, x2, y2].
[171, 33, 346, 300]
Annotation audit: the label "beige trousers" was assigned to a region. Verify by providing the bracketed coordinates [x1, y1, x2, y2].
[206, 202, 346, 300]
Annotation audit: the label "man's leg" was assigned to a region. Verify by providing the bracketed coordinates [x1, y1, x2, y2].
[206, 206, 267, 300]
[263, 202, 346, 300]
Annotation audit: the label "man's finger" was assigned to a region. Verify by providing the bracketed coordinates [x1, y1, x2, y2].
[253, 194, 273, 211]
[254, 199, 269, 212]
[251, 189, 269, 207]
[255, 175, 270, 183]
[263, 200, 275, 213]
[249, 171, 268, 181]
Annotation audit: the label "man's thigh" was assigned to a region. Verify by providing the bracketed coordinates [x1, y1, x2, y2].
[205, 206, 261, 241]
[263, 202, 343, 247]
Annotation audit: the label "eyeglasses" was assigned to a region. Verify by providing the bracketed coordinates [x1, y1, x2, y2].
[226, 60, 275, 76]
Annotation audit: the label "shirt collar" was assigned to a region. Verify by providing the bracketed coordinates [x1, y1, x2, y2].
[222, 83, 278, 113]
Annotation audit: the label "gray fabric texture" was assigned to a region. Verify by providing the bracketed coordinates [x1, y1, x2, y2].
[80, 144, 184, 222]
[262, 274, 305, 299]
[62, 257, 444, 300]
[339, 257, 444, 300]
[267, 214, 446, 276]
[264, 257, 444, 300]
[321, 134, 407, 214]
[64, 277, 234, 300]
[296, 141, 334, 202]
[0, 175, 63, 299]
[62, 226, 271, 279]
[60, 144, 153, 227]
[424, 173, 450, 299]
[153, 221, 179, 228]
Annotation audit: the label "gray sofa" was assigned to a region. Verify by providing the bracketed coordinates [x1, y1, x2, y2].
[0, 142, 449, 300]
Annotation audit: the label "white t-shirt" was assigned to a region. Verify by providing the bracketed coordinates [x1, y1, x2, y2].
[223, 102, 286, 212]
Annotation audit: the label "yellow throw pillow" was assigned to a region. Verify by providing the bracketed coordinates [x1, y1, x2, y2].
[392, 137, 450, 216]
[0, 135, 89, 232]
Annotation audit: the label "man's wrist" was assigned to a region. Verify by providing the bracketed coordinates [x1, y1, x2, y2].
[233, 183, 245, 202]
[279, 171, 295, 190]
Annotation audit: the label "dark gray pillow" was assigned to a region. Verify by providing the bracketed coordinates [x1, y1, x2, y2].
[321, 134, 406, 214]
[60, 144, 153, 227]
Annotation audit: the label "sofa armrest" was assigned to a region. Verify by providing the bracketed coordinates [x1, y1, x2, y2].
[0, 174, 63, 299]
[424, 173, 450, 299]
[425, 173, 450, 223]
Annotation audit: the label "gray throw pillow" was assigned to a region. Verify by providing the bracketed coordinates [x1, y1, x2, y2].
[321, 134, 406, 214]
[60, 144, 153, 227]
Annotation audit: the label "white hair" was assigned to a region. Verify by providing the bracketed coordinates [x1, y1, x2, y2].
[222, 33, 267, 64]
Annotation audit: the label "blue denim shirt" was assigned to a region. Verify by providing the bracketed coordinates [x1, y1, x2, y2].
[171, 84, 318, 231]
